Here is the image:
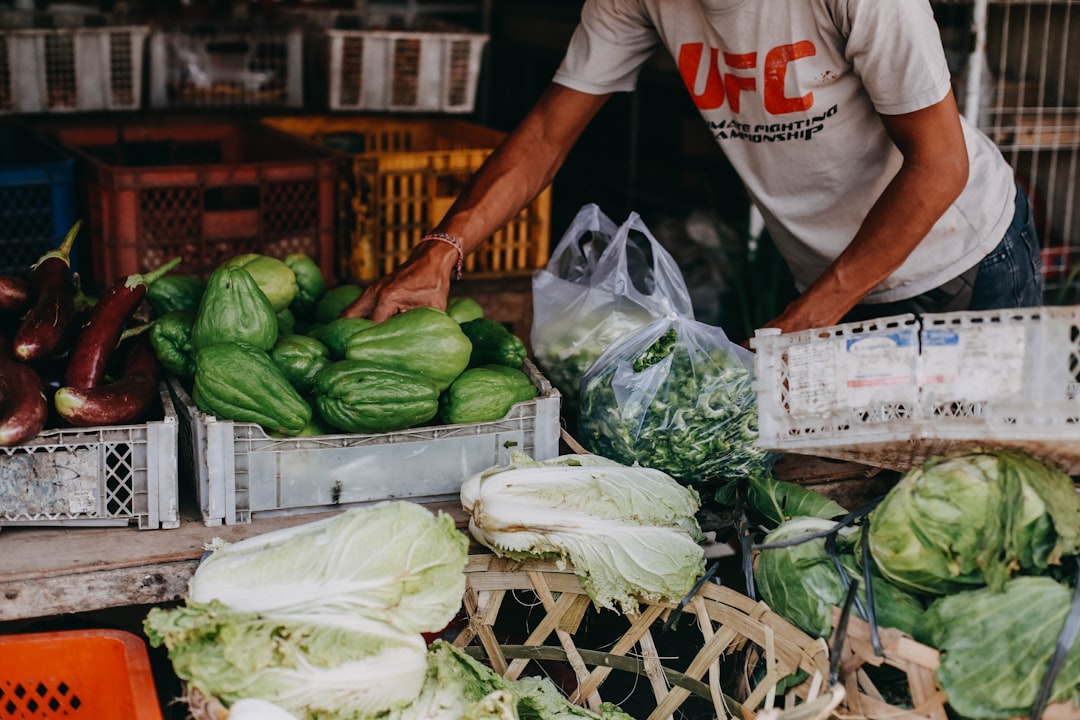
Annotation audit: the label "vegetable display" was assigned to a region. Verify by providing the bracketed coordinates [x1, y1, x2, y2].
[439, 365, 536, 425]
[147, 248, 537, 437]
[147, 501, 469, 718]
[344, 306, 471, 392]
[193, 341, 312, 436]
[0, 221, 183, 445]
[460, 452, 706, 614]
[754, 516, 925, 639]
[866, 450, 1080, 594]
[192, 265, 279, 351]
[579, 315, 774, 490]
[749, 449, 1080, 720]
[916, 576, 1080, 719]
[13, 221, 81, 362]
[54, 333, 161, 427]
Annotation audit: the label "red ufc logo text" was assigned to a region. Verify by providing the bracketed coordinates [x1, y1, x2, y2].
[678, 41, 815, 114]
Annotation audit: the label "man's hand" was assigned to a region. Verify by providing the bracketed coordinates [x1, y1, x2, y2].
[340, 83, 610, 323]
[340, 241, 457, 322]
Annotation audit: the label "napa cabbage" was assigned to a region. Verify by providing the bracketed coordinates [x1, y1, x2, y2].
[144, 599, 429, 717]
[188, 500, 470, 634]
[460, 452, 706, 614]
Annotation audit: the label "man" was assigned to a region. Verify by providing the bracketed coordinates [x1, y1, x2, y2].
[343, 0, 1042, 334]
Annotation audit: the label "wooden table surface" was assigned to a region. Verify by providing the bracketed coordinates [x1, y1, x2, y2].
[0, 500, 468, 622]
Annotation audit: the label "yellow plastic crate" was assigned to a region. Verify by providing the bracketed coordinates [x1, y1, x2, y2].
[262, 115, 552, 283]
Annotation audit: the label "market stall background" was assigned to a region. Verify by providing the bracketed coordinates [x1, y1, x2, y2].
[0, 1, 1078, 719]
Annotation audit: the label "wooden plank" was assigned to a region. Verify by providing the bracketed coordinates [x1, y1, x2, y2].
[0, 560, 198, 621]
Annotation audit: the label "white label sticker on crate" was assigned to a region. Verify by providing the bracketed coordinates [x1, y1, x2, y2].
[920, 325, 1025, 401]
[784, 330, 917, 416]
[786, 342, 838, 417]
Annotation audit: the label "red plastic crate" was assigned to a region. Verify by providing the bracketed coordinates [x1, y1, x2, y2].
[0, 629, 163, 719]
[53, 122, 339, 291]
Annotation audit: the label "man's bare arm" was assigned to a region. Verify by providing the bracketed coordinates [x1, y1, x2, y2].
[762, 90, 970, 334]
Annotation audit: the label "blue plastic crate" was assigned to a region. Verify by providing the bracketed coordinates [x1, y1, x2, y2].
[0, 127, 76, 278]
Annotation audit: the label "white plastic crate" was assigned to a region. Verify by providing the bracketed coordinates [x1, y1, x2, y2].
[0, 384, 180, 530]
[0, 18, 149, 113]
[169, 359, 561, 526]
[750, 305, 1080, 474]
[317, 16, 488, 113]
[148, 24, 304, 108]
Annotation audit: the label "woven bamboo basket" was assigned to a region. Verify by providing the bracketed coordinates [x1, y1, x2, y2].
[185, 554, 837, 720]
[829, 610, 1080, 720]
[454, 554, 836, 720]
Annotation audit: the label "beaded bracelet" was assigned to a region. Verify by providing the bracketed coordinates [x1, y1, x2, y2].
[418, 232, 464, 280]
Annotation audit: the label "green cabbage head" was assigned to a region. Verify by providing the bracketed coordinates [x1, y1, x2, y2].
[755, 516, 925, 639]
[867, 450, 1080, 595]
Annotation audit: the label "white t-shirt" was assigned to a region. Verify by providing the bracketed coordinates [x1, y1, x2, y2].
[552, 0, 1017, 303]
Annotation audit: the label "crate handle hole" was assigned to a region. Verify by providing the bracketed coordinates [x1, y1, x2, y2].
[205, 185, 260, 211]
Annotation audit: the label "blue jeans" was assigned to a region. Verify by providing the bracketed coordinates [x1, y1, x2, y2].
[844, 181, 1043, 321]
[968, 181, 1044, 310]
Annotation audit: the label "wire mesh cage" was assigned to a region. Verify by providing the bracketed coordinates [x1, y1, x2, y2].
[935, 0, 1080, 302]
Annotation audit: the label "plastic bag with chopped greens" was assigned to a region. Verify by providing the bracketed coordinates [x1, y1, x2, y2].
[531, 205, 693, 422]
[578, 313, 776, 491]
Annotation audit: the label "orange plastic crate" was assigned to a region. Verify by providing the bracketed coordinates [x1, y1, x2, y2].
[262, 115, 551, 283]
[0, 629, 163, 719]
[53, 122, 339, 292]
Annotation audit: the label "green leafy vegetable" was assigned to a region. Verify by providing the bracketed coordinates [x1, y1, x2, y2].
[460, 452, 706, 614]
[745, 474, 847, 528]
[578, 315, 775, 489]
[188, 501, 470, 634]
[916, 577, 1080, 719]
[145, 599, 429, 717]
[754, 517, 926, 639]
[867, 450, 1080, 595]
[389, 641, 636, 720]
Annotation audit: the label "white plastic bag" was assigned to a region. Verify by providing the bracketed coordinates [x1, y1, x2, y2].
[578, 313, 776, 490]
[531, 205, 693, 417]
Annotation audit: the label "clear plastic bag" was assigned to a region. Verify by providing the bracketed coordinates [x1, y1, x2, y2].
[578, 313, 776, 490]
[531, 205, 693, 418]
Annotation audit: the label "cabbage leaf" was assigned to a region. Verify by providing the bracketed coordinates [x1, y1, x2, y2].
[867, 450, 1080, 595]
[188, 501, 469, 634]
[754, 517, 925, 638]
[461, 452, 706, 614]
[916, 577, 1080, 719]
[144, 599, 429, 718]
[389, 641, 635, 720]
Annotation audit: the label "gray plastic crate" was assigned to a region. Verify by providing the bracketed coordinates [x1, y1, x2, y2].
[170, 359, 561, 526]
[0, 384, 180, 530]
[751, 305, 1080, 474]
[0, 11, 149, 114]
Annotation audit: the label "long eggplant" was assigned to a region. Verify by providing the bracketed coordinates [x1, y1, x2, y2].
[14, 222, 81, 362]
[54, 333, 160, 427]
[0, 332, 48, 446]
[65, 257, 180, 389]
